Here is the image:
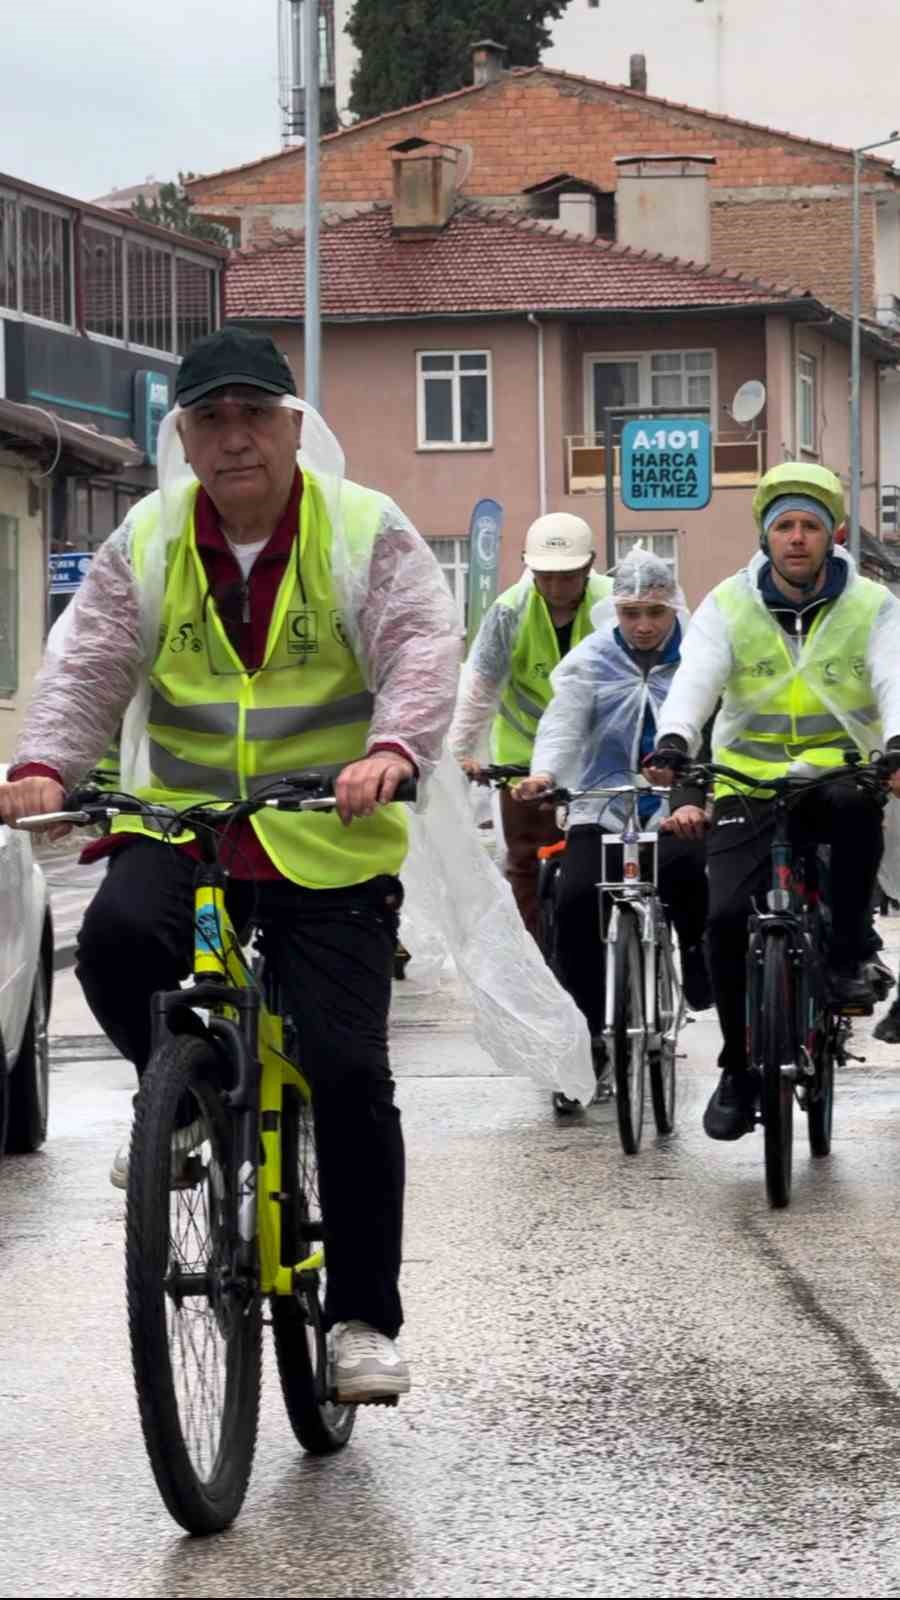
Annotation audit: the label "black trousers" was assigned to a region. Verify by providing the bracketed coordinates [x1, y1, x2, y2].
[553, 824, 709, 1037]
[706, 780, 884, 1073]
[76, 839, 406, 1338]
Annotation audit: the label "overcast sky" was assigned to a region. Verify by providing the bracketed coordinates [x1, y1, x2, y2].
[4, 0, 287, 201]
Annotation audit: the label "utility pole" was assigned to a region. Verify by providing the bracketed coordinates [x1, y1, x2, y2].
[304, 0, 321, 411]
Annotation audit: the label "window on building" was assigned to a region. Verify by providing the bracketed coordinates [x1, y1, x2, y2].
[587, 350, 715, 434]
[418, 352, 492, 448]
[81, 225, 124, 341]
[0, 515, 18, 697]
[127, 238, 173, 353]
[650, 350, 713, 410]
[615, 531, 678, 579]
[428, 536, 470, 622]
[0, 195, 17, 310]
[176, 256, 218, 354]
[68, 477, 146, 550]
[20, 203, 72, 324]
[797, 352, 818, 454]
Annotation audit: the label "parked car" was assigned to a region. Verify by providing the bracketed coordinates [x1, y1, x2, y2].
[0, 768, 53, 1153]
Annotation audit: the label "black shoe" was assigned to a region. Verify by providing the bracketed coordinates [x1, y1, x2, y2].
[591, 1039, 613, 1102]
[552, 1091, 583, 1116]
[681, 943, 713, 1012]
[702, 1070, 757, 1141]
[828, 962, 875, 1013]
[874, 1002, 900, 1043]
[867, 956, 896, 1003]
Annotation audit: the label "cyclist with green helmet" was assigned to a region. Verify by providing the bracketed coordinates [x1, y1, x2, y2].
[649, 462, 900, 1141]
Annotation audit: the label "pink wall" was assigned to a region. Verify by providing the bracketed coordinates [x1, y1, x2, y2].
[259, 310, 882, 610]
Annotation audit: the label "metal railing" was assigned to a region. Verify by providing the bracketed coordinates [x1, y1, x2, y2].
[565, 429, 764, 495]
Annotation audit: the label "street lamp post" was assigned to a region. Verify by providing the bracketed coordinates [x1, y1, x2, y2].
[850, 131, 899, 563]
[303, 0, 321, 411]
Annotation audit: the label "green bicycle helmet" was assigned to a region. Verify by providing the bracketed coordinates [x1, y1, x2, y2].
[752, 461, 845, 548]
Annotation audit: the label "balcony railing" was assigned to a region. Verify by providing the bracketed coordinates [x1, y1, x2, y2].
[565, 430, 765, 495]
[882, 483, 900, 535]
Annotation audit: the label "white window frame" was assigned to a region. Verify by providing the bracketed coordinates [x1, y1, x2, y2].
[796, 351, 818, 455]
[615, 531, 679, 580]
[426, 535, 470, 622]
[584, 349, 717, 435]
[417, 349, 493, 450]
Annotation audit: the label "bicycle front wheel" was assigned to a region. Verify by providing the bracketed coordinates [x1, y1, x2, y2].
[126, 1034, 262, 1535]
[612, 908, 646, 1155]
[758, 935, 796, 1209]
[271, 1085, 356, 1453]
[649, 929, 678, 1136]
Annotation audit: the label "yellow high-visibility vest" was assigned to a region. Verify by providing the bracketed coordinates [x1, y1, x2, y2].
[112, 474, 407, 888]
[492, 572, 612, 764]
[711, 572, 885, 796]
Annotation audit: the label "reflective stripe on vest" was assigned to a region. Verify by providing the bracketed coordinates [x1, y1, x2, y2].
[711, 571, 885, 795]
[114, 474, 407, 889]
[491, 572, 613, 764]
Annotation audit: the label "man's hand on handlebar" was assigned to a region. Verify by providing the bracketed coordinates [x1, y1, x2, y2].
[641, 746, 691, 787]
[334, 752, 415, 825]
[877, 750, 900, 799]
[459, 757, 486, 784]
[0, 776, 68, 839]
[661, 804, 708, 840]
[512, 773, 555, 803]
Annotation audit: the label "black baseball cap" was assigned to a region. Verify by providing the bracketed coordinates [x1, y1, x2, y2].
[175, 328, 298, 407]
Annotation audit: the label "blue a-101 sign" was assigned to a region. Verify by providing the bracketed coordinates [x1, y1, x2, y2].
[620, 418, 712, 511]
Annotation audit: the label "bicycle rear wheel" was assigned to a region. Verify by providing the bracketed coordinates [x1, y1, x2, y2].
[807, 1014, 836, 1158]
[271, 1085, 356, 1453]
[649, 928, 678, 1136]
[758, 935, 796, 1209]
[126, 1034, 262, 1535]
[612, 908, 646, 1155]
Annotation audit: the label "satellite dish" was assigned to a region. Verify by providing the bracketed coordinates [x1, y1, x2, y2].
[731, 379, 767, 425]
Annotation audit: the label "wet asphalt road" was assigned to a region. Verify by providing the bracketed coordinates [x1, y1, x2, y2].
[6, 939, 900, 1597]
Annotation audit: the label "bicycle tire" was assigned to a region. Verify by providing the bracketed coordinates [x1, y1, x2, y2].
[271, 1085, 356, 1454]
[758, 935, 795, 1209]
[612, 908, 646, 1155]
[807, 1016, 836, 1158]
[649, 928, 678, 1136]
[126, 1034, 262, 1535]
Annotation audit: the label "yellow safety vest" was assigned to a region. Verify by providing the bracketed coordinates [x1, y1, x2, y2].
[492, 572, 613, 764]
[112, 474, 408, 889]
[712, 571, 885, 797]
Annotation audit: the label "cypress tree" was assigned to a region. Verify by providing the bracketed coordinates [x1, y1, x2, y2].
[346, 1, 572, 122]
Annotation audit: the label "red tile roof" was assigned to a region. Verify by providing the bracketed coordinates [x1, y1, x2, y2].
[190, 66, 900, 194]
[225, 202, 812, 322]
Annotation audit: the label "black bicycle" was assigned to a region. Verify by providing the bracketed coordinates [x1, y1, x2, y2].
[683, 755, 885, 1209]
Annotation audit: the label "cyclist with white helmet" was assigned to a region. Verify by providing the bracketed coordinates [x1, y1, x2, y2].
[650, 462, 900, 1141]
[449, 512, 612, 935]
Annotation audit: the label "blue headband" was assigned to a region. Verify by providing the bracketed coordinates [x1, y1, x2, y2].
[762, 494, 835, 537]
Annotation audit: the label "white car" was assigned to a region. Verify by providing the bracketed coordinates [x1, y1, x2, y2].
[0, 768, 52, 1153]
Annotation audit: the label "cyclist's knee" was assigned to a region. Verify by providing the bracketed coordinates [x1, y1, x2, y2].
[77, 889, 154, 970]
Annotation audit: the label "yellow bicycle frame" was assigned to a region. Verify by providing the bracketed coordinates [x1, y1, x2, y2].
[193, 879, 323, 1295]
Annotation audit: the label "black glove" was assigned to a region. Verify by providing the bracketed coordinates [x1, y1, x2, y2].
[642, 745, 690, 775]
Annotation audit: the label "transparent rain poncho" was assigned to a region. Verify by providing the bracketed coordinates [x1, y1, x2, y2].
[533, 548, 689, 828]
[46, 396, 595, 1104]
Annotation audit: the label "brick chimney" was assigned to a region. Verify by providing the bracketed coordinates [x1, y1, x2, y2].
[390, 139, 460, 234]
[615, 154, 716, 264]
[472, 39, 508, 86]
[629, 54, 647, 94]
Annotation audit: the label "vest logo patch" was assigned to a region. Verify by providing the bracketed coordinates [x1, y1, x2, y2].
[533, 662, 551, 680]
[331, 609, 350, 648]
[167, 622, 202, 654]
[851, 655, 866, 679]
[287, 610, 319, 655]
[749, 658, 777, 677]
[823, 659, 841, 684]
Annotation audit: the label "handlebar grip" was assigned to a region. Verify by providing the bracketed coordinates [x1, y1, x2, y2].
[392, 777, 418, 804]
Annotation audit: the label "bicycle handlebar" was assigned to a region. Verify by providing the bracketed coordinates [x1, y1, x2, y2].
[680, 756, 885, 802]
[14, 772, 418, 833]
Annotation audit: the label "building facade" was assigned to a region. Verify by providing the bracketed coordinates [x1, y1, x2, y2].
[0, 171, 225, 757]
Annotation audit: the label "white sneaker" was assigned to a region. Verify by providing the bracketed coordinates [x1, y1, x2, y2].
[109, 1119, 205, 1191]
[332, 1320, 411, 1404]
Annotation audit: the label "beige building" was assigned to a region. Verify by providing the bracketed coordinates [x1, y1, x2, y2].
[225, 147, 894, 614]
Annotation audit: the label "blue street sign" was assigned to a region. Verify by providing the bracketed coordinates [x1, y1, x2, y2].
[48, 552, 93, 595]
[465, 498, 504, 650]
[620, 417, 712, 512]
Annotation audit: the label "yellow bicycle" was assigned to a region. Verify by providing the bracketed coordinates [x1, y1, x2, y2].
[20, 772, 415, 1535]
